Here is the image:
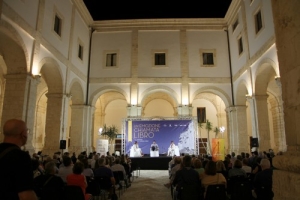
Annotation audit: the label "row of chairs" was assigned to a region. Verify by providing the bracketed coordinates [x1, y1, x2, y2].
[175, 176, 258, 200]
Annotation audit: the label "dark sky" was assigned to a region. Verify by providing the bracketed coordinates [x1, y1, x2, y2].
[83, 1, 232, 21]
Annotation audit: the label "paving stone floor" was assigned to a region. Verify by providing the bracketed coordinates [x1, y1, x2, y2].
[117, 170, 171, 200]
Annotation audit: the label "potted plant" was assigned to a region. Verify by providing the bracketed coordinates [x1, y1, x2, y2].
[205, 119, 213, 155]
[101, 124, 118, 150]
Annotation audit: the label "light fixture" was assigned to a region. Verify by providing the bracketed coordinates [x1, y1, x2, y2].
[98, 128, 102, 135]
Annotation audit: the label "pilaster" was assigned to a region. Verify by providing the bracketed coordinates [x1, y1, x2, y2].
[43, 93, 63, 155]
[226, 106, 249, 154]
[253, 95, 271, 150]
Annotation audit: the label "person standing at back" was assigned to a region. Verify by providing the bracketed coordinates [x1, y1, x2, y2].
[0, 119, 38, 200]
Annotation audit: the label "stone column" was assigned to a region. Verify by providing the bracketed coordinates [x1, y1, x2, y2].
[246, 96, 259, 138]
[268, 97, 286, 152]
[271, 1, 300, 199]
[0, 74, 40, 151]
[226, 106, 249, 154]
[43, 93, 63, 156]
[253, 95, 271, 150]
[93, 107, 102, 153]
[69, 104, 88, 153]
[84, 105, 94, 153]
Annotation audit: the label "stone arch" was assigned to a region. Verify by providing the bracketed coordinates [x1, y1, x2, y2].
[90, 86, 129, 106]
[39, 57, 63, 94]
[191, 86, 231, 107]
[68, 79, 84, 105]
[140, 85, 179, 106]
[235, 79, 250, 105]
[254, 60, 278, 95]
[0, 19, 29, 74]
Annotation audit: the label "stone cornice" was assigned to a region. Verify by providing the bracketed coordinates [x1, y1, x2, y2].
[89, 77, 231, 84]
[225, 0, 241, 25]
[92, 18, 227, 32]
[71, 0, 93, 26]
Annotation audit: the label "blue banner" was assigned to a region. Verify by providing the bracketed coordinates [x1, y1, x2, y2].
[125, 119, 195, 156]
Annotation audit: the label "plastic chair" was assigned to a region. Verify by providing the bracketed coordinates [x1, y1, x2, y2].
[178, 183, 203, 200]
[86, 176, 101, 198]
[64, 185, 85, 200]
[228, 176, 252, 200]
[205, 184, 227, 200]
[94, 176, 113, 199]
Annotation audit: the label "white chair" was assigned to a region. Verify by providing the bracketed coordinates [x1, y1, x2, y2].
[130, 146, 142, 157]
[150, 149, 159, 157]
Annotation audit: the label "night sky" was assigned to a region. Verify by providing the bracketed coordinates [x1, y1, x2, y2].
[83, 0, 232, 21]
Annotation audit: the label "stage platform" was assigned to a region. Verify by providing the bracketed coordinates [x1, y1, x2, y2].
[130, 156, 173, 170]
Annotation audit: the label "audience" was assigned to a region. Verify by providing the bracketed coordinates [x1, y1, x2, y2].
[33, 161, 64, 199]
[228, 159, 247, 178]
[66, 162, 92, 200]
[57, 156, 73, 183]
[253, 158, 274, 200]
[201, 160, 227, 197]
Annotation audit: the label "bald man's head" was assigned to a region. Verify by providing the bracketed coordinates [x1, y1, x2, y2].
[3, 119, 28, 146]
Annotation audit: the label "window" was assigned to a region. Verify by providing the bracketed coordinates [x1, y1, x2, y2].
[197, 107, 206, 123]
[78, 44, 83, 60]
[255, 10, 263, 33]
[154, 53, 166, 65]
[54, 14, 62, 36]
[232, 19, 239, 32]
[106, 53, 117, 67]
[238, 36, 243, 55]
[199, 49, 216, 67]
[203, 53, 214, 65]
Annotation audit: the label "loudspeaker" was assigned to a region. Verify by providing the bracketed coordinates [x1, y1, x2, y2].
[60, 140, 66, 149]
[251, 138, 259, 147]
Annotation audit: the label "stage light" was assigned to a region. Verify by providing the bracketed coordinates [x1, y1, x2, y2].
[98, 128, 102, 135]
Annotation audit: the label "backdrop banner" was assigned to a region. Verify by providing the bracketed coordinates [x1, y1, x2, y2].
[212, 138, 225, 161]
[125, 119, 195, 156]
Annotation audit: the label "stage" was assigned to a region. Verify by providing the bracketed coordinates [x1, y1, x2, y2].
[130, 156, 173, 170]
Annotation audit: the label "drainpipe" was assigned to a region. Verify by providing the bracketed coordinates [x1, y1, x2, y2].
[86, 27, 95, 105]
[225, 27, 235, 106]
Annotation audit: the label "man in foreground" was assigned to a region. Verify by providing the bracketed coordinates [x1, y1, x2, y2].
[0, 119, 38, 200]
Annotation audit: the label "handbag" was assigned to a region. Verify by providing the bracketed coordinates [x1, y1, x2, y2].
[111, 187, 118, 200]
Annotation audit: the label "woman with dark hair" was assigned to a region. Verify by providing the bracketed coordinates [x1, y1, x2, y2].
[228, 159, 247, 178]
[201, 160, 227, 196]
[66, 162, 92, 200]
[82, 158, 94, 178]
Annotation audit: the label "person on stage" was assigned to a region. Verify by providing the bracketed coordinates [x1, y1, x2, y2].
[150, 140, 159, 151]
[132, 141, 142, 157]
[168, 141, 176, 156]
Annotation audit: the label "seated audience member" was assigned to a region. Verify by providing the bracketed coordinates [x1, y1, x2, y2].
[110, 157, 131, 189]
[164, 156, 182, 188]
[91, 154, 99, 170]
[66, 162, 92, 200]
[242, 158, 252, 174]
[172, 155, 201, 198]
[201, 160, 227, 197]
[32, 158, 43, 178]
[228, 159, 247, 178]
[253, 159, 274, 200]
[82, 158, 94, 178]
[224, 154, 232, 169]
[57, 156, 73, 183]
[94, 157, 116, 197]
[216, 160, 228, 179]
[71, 152, 77, 164]
[33, 161, 65, 199]
[193, 158, 205, 178]
[120, 154, 132, 181]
